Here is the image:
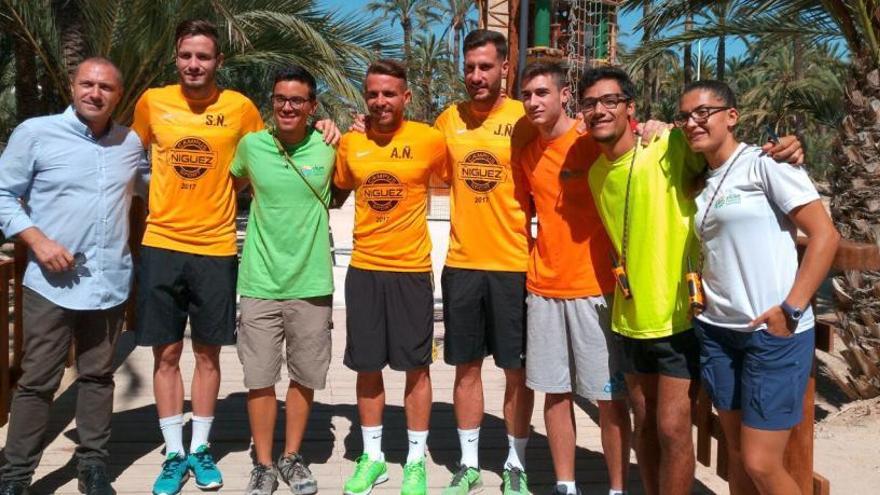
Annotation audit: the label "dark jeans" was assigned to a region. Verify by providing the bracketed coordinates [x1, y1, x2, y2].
[1, 287, 125, 483]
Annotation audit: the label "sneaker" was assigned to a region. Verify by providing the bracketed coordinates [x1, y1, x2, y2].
[400, 458, 427, 495]
[502, 467, 530, 495]
[441, 465, 481, 495]
[245, 464, 279, 495]
[188, 445, 223, 490]
[547, 486, 581, 495]
[343, 454, 388, 495]
[0, 481, 29, 495]
[277, 453, 317, 495]
[77, 465, 115, 495]
[152, 453, 189, 495]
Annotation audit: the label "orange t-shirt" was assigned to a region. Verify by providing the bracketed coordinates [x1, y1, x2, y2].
[434, 98, 534, 272]
[515, 123, 615, 298]
[333, 121, 447, 272]
[131, 84, 264, 256]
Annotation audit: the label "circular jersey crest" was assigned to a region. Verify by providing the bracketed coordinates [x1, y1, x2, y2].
[169, 137, 215, 180]
[459, 150, 504, 194]
[363, 171, 407, 212]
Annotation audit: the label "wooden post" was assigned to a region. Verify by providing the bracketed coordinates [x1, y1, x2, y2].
[12, 242, 25, 381]
[0, 260, 11, 427]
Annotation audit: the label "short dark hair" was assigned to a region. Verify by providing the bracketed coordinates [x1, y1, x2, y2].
[463, 29, 508, 60]
[681, 79, 737, 108]
[175, 19, 221, 55]
[73, 56, 124, 86]
[578, 65, 637, 100]
[365, 59, 408, 84]
[521, 60, 568, 89]
[273, 66, 317, 100]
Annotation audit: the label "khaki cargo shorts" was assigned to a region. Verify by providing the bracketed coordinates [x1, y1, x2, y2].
[237, 295, 332, 390]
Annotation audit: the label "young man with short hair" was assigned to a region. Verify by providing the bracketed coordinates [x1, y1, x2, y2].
[433, 29, 535, 495]
[515, 61, 631, 495]
[335, 59, 447, 495]
[0, 57, 149, 495]
[231, 66, 335, 495]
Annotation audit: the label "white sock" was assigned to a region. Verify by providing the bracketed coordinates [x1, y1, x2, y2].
[505, 434, 528, 470]
[362, 425, 384, 461]
[458, 428, 480, 468]
[557, 481, 577, 494]
[159, 414, 185, 457]
[406, 429, 429, 463]
[609, 490, 626, 495]
[190, 415, 214, 452]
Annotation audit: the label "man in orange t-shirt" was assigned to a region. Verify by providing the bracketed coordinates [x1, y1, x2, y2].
[432, 30, 535, 494]
[514, 61, 630, 495]
[333, 60, 447, 495]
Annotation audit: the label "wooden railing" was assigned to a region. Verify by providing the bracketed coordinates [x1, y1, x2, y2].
[0, 242, 25, 428]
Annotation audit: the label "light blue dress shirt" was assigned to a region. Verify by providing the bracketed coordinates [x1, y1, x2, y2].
[0, 106, 149, 310]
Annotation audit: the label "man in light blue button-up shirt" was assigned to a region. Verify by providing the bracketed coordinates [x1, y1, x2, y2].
[0, 57, 148, 495]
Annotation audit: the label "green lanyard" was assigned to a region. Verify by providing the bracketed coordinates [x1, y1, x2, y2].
[271, 131, 329, 213]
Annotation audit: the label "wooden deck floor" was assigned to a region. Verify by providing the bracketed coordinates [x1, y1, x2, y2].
[0, 309, 725, 494]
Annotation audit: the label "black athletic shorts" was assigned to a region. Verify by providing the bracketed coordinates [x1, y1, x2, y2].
[135, 246, 238, 347]
[618, 329, 701, 379]
[343, 266, 434, 372]
[441, 266, 527, 369]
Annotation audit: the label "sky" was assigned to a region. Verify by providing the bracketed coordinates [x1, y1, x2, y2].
[317, 0, 745, 66]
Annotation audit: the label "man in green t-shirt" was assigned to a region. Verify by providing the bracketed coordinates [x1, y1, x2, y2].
[583, 66, 803, 495]
[230, 66, 335, 495]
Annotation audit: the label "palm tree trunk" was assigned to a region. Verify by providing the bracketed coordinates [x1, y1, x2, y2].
[403, 17, 413, 72]
[13, 37, 40, 121]
[828, 55, 880, 398]
[453, 24, 461, 72]
[54, 0, 85, 76]
[715, 9, 726, 80]
[641, 0, 652, 115]
[683, 12, 693, 85]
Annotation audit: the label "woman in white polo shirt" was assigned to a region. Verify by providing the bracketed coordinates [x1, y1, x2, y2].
[676, 80, 839, 495]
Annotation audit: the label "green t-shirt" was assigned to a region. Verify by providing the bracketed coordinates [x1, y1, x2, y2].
[230, 128, 335, 299]
[588, 129, 705, 339]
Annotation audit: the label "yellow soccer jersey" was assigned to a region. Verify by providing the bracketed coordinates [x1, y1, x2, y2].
[434, 98, 534, 272]
[333, 121, 447, 272]
[132, 84, 264, 256]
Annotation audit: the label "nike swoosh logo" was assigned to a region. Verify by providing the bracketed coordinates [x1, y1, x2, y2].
[356, 151, 371, 157]
[409, 440, 418, 444]
[467, 438, 477, 443]
[371, 435, 381, 439]
[456, 129, 468, 134]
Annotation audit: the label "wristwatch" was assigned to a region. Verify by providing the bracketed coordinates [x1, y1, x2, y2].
[780, 301, 803, 322]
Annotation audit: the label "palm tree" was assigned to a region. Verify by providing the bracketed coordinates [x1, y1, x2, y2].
[631, 0, 880, 398]
[366, 0, 439, 71]
[438, 0, 475, 70]
[1, 0, 397, 125]
[409, 32, 457, 121]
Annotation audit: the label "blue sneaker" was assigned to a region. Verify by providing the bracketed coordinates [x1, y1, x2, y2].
[187, 445, 223, 490]
[152, 452, 189, 495]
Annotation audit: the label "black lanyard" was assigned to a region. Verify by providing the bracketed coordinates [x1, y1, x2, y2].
[619, 138, 641, 267]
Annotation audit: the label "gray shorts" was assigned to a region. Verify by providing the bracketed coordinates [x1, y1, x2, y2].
[525, 293, 626, 400]
[237, 296, 332, 390]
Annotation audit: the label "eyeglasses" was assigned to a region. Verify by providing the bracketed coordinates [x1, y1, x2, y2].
[271, 95, 312, 108]
[579, 93, 631, 114]
[673, 106, 731, 127]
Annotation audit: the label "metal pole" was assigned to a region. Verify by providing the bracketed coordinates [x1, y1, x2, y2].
[516, 0, 529, 97]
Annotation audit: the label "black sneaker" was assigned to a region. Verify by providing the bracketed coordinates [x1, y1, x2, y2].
[277, 453, 317, 495]
[78, 465, 115, 495]
[0, 481, 29, 495]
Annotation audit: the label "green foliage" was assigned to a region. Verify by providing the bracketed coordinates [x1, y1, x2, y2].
[0, 0, 398, 131]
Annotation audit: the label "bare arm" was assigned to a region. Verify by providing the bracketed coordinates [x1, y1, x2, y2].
[750, 200, 840, 334]
[762, 135, 805, 165]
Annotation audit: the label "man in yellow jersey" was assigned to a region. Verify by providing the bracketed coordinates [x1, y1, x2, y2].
[130, 19, 340, 495]
[582, 66, 803, 495]
[334, 59, 446, 495]
[432, 30, 535, 495]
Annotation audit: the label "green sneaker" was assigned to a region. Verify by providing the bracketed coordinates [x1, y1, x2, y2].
[400, 458, 427, 495]
[441, 465, 482, 495]
[343, 454, 388, 495]
[502, 467, 530, 495]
